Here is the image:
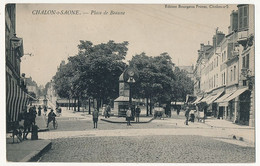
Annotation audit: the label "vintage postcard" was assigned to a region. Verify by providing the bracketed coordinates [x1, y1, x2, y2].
[2, 1, 258, 165]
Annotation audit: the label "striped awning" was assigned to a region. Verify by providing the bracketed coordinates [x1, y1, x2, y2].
[223, 87, 248, 102]
[215, 92, 234, 103]
[206, 91, 224, 104]
[6, 76, 29, 123]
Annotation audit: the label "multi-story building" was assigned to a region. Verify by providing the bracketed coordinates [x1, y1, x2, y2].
[5, 4, 29, 130]
[193, 44, 213, 96]
[193, 5, 254, 127]
[236, 4, 255, 126]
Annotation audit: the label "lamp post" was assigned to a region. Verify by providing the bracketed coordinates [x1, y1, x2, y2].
[43, 95, 48, 107]
[127, 75, 135, 107]
[123, 67, 138, 119]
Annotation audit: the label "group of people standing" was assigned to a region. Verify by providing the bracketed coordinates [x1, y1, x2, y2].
[126, 105, 141, 126]
[18, 105, 59, 140]
[92, 104, 142, 128]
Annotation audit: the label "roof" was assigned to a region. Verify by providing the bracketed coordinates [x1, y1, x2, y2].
[114, 96, 137, 102]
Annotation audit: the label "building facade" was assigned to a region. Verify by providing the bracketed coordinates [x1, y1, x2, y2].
[6, 4, 29, 130]
[193, 5, 254, 127]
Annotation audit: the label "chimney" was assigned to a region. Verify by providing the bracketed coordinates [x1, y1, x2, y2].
[213, 35, 216, 49]
[216, 32, 225, 46]
[200, 43, 204, 51]
[213, 30, 225, 49]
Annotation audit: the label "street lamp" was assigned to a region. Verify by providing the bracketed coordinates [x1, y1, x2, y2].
[43, 95, 48, 107]
[10, 34, 23, 58]
[127, 70, 135, 107]
[123, 67, 139, 119]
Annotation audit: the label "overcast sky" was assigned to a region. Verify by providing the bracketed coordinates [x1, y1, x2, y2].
[17, 4, 238, 86]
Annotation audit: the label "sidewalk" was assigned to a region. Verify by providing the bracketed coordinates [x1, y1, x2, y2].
[101, 116, 154, 123]
[203, 118, 255, 144]
[6, 114, 51, 162]
[6, 138, 52, 162]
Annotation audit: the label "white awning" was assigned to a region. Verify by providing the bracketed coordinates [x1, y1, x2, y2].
[200, 95, 210, 103]
[171, 102, 185, 105]
[192, 96, 203, 104]
[215, 92, 234, 103]
[206, 91, 224, 104]
[223, 87, 248, 102]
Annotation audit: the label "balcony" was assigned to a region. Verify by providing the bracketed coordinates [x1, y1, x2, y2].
[237, 30, 248, 47]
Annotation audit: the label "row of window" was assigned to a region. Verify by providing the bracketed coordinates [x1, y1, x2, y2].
[204, 50, 227, 74]
[201, 54, 249, 91]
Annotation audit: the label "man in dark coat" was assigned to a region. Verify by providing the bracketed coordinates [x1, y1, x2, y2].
[47, 109, 56, 128]
[135, 106, 141, 122]
[23, 108, 31, 140]
[92, 109, 99, 128]
[185, 106, 190, 125]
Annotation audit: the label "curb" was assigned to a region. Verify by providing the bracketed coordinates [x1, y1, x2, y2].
[101, 118, 154, 124]
[38, 128, 49, 132]
[20, 140, 52, 162]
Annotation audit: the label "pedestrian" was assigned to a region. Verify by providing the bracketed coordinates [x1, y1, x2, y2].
[102, 104, 106, 117]
[105, 104, 111, 118]
[38, 105, 42, 116]
[126, 107, 132, 126]
[185, 106, 190, 125]
[189, 109, 195, 122]
[47, 109, 56, 128]
[23, 107, 31, 140]
[29, 106, 37, 125]
[135, 105, 141, 122]
[92, 109, 99, 128]
[177, 107, 180, 115]
[59, 107, 62, 115]
[44, 106, 47, 116]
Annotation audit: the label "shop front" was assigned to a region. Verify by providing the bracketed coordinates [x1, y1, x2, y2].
[218, 87, 250, 125]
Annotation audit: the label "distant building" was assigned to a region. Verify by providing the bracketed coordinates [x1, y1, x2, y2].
[25, 76, 38, 97]
[177, 65, 194, 80]
[46, 80, 58, 108]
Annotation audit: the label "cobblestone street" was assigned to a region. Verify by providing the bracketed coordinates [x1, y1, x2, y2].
[39, 135, 254, 163]
[37, 110, 255, 163]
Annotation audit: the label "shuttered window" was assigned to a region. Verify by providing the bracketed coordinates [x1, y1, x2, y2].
[238, 5, 249, 30]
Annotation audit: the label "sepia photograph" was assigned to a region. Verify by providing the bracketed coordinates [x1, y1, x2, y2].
[2, 1, 258, 165]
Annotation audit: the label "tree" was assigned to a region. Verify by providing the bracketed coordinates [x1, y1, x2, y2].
[171, 67, 194, 102]
[77, 40, 129, 110]
[53, 40, 129, 112]
[129, 52, 175, 115]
